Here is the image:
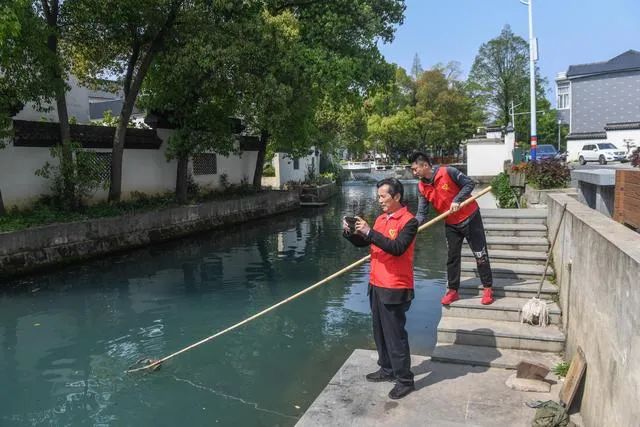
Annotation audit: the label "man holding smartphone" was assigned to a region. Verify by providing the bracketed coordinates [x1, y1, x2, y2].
[343, 178, 418, 400]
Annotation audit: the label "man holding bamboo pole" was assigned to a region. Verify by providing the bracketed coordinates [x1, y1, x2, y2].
[409, 152, 494, 306]
[343, 178, 417, 400]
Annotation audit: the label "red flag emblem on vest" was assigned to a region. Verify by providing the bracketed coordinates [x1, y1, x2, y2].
[441, 183, 450, 191]
[389, 229, 397, 238]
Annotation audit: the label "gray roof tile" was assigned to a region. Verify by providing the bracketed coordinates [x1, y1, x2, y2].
[566, 50, 640, 78]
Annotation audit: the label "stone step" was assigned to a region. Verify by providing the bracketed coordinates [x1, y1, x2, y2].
[462, 249, 548, 265]
[484, 223, 548, 237]
[487, 236, 549, 252]
[481, 209, 547, 225]
[461, 261, 554, 280]
[458, 277, 557, 300]
[442, 295, 561, 324]
[430, 343, 563, 369]
[437, 317, 565, 352]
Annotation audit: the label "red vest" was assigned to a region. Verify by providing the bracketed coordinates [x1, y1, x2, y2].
[369, 206, 415, 290]
[418, 166, 478, 225]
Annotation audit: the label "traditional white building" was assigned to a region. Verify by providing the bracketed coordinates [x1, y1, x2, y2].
[262, 148, 320, 189]
[465, 125, 516, 180]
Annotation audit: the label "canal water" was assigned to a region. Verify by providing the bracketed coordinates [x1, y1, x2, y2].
[0, 182, 448, 426]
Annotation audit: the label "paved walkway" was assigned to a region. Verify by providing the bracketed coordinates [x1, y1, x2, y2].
[296, 349, 561, 427]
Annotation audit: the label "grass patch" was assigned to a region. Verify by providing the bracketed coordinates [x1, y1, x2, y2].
[0, 186, 259, 233]
[552, 361, 570, 377]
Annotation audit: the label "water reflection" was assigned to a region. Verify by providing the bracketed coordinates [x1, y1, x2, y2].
[0, 182, 447, 426]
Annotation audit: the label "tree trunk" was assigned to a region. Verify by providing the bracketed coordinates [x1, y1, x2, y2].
[108, 2, 180, 201]
[109, 50, 156, 202]
[0, 189, 5, 216]
[176, 154, 189, 204]
[43, 0, 74, 206]
[252, 131, 269, 190]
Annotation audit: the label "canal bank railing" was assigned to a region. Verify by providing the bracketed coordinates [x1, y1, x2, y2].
[127, 187, 492, 374]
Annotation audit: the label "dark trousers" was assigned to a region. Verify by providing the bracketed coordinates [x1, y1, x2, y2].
[445, 211, 493, 290]
[369, 285, 414, 386]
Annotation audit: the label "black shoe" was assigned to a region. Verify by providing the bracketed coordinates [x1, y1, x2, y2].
[365, 369, 394, 382]
[388, 383, 414, 400]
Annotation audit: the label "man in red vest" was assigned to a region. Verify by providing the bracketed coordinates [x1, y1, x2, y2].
[343, 178, 417, 400]
[409, 152, 494, 306]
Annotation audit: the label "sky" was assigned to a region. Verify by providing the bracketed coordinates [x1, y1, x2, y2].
[378, 0, 640, 105]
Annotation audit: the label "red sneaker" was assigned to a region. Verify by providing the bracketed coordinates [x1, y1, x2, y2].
[441, 289, 460, 305]
[481, 287, 494, 305]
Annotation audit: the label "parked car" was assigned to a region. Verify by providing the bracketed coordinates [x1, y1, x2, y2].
[578, 143, 626, 165]
[554, 150, 568, 162]
[534, 144, 558, 161]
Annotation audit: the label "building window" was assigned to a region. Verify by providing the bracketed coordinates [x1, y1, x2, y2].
[193, 153, 217, 175]
[293, 158, 300, 170]
[557, 86, 570, 109]
[86, 151, 111, 183]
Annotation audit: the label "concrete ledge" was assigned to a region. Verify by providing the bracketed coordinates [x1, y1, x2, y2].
[571, 169, 616, 186]
[524, 186, 576, 206]
[547, 193, 640, 426]
[297, 349, 559, 427]
[0, 190, 299, 280]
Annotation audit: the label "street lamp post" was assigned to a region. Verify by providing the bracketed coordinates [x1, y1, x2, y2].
[557, 120, 562, 151]
[520, 0, 538, 161]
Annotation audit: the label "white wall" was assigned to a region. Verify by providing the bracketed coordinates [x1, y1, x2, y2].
[266, 149, 320, 188]
[605, 129, 640, 154]
[0, 127, 257, 208]
[466, 131, 515, 177]
[13, 75, 91, 124]
[566, 139, 591, 162]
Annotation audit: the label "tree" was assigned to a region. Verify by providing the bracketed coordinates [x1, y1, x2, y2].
[468, 24, 546, 139]
[66, 0, 187, 202]
[140, 2, 255, 202]
[1, 0, 60, 213]
[236, 0, 405, 189]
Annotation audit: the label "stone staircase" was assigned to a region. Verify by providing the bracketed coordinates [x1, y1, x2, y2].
[431, 209, 565, 369]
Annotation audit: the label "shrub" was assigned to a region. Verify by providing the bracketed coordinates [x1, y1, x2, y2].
[34, 142, 106, 210]
[490, 173, 518, 208]
[526, 159, 570, 189]
[263, 163, 276, 177]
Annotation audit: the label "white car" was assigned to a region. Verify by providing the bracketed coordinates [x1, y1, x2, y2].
[578, 143, 626, 165]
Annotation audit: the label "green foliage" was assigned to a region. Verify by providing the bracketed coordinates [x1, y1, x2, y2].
[552, 362, 570, 378]
[468, 25, 548, 141]
[34, 142, 107, 209]
[94, 110, 138, 128]
[526, 160, 570, 189]
[364, 63, 482, 160]
[490, 173, 518, 208]
[263, 164, 276, 177]
[0, 184, 261, 232]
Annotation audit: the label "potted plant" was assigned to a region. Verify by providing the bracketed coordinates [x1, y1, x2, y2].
[509, 163, 528, 187]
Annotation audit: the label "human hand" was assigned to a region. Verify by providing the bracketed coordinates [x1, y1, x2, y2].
[354, 216, 371, 236]
[450, 202, 460, 213]
[342, 217, 351, 233]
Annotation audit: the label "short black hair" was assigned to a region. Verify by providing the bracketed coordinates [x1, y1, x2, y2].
[377, 178, 404, 203]
[408, 151, 432, 166]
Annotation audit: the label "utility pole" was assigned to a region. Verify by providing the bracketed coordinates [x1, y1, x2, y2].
[557, 120, 562, 151]
[520, 0, 538, 161]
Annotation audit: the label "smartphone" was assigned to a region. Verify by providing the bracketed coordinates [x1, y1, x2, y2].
[344, 216, 358, 232]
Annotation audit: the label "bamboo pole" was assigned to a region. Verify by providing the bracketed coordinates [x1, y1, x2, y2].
[126, 186, 493, 373]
